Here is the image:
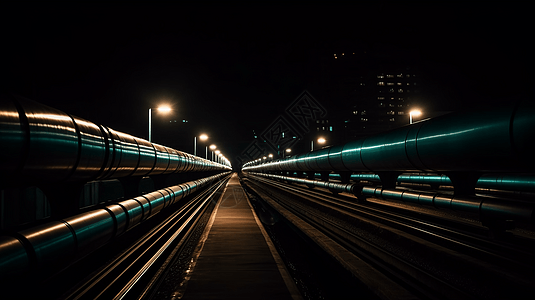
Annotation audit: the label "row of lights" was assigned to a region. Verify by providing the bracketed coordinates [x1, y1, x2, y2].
[245, 136, 329, 166]
[149, 105, 229, 165]
[245, 110, 424, 166]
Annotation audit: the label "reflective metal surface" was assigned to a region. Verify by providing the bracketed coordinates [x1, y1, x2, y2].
[0, 172, 231, 278]
[243, 100, 534, 173]
[0, 95, 232, 187]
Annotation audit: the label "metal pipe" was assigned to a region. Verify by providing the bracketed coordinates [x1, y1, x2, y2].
[0, 95, 232, 187]
[243, 100, 534, 173]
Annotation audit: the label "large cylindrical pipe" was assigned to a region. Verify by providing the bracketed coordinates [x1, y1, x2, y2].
[243, 100, 534, 173]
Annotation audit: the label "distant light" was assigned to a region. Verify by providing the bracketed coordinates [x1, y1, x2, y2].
[157, 105, 172, 113]
[199, 134, 208, 141]
[286, 148, 291, 153]
[410, 110, 422, 117]
[210, 144, 216, 150]
[268, 154, 273, 158]
[317, 137, 326, 144]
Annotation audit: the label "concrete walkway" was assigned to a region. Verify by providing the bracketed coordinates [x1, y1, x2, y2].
[181, 173, 301, 300]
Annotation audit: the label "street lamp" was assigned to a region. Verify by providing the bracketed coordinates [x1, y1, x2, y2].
[210, 144, 216, 161]
[148, 105, 172, 143]
[284, 148, 291, 158]
[194, 134, 208, 156]
[410, 110, 422, 124]
[215, 150, 221, 163]
[311, 137, 326, 151]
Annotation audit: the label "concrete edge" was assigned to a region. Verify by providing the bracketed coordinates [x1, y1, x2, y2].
[242, 187, 304, 300]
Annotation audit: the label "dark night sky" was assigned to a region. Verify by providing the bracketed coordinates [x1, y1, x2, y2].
[2, 2, 533, 167]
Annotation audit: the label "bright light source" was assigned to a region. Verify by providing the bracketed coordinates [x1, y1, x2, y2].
[410, 110, 422, 117]
[409, 109, 422, 124]
[215, 150, 221, 154]
[157, 105, 172, 113]
[317, 137, 326, 144]
[199, 134, 208, 141]
[286, 148, 291, 153]
[268, 154, 273, 158]
[210, 144, 216, 150]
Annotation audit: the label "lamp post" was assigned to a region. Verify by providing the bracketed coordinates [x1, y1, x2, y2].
[410, 110, 422, 124]
[312, 137, 326, 151]
[149, 105, 171, 143]
[284, 148, 291, 158]
[194, 134, 208, 156]
[215, 150, 221, 163]
[209, 144, 216, 161]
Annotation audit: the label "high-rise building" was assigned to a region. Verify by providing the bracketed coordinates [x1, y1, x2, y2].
[310, 45, 422, 144]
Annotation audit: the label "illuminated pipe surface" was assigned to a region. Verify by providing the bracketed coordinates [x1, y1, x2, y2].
[243, 100, 535, 173]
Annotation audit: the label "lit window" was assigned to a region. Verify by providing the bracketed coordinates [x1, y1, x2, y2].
[398, 104, 403, 108]
[361, 118, 368, 122]
[387, 82, 394, 86]
[379, 103, 385, 107]
[406, 74, 411, 78]
[386, 74, 394, 78]
[397, 74, 403, 78]
[329, 126, 333, 131]
[322, 127, 325, 130]
[387, 111, 395, 115]
[398, 111, 405, 115]
[353, 110, 358, 115]
[361, 110, 367, 115]
[377, 96, 385, 100]
[377, 82, 385, 86]
[398, 97, 404, 101]
[389, 103, 395, 107]
[377, 75, 384, 79]
[398, 89, 403, 93]
[389, 118, 395, 121]
[397, 82, 402, 86]
[406, 83, 410, 86]
[316, 127, 320, 131]
[389, 88, 394, 93]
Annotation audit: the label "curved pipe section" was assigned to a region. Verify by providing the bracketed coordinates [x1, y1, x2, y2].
[243, 100, 534, 174]
[0, 171, 231, 278]
[0, 95, 232, 186]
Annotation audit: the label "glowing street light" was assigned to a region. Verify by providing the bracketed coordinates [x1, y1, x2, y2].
[410, 109, 422, 124]
[148, 105, 172, 143]
[210, 144, 217, 161]
[284, 148, 291, 158]
[215, 150, 221, 163]
[194, 134, 208, 157]
[311, 137, 326, 151]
